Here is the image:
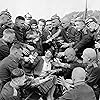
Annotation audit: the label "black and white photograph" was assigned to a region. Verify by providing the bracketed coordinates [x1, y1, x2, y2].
[0, 0, 99, 100]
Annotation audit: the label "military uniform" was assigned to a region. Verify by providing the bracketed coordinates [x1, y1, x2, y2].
[0, 54, 19, 92]
[0, 82, 22, 100]
[58, 83, 96, 100]
[0, 39, 10, 61]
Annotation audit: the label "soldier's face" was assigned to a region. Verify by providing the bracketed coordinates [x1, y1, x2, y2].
[64, 54, 74, 62]
[38, 21, 45, 31]
[45, 50, 52, 58]
[75, 21, 85, 31]
[16, 48, 23, 58]
[31, 24, 37, 30]
[87, 22, 96, 32]
[8, 34, 15, 43]
[16, 19, 25, 28]
[45, 21, 52, 31]
[52, 19, 60, 27]
[0, 14, 10, 25]
[81, 54, 89, 64]
[61, 20, 70, 28]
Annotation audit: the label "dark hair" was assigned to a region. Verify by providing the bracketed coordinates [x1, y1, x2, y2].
[46, 20, 52, 23]
[29, 19, 37, 25]
[11, 68, 25, 79]
[16, 16, 25, 21]
[38, 19, 46, 26]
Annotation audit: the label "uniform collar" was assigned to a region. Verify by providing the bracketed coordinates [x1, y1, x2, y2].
[74, 81, 85, 86]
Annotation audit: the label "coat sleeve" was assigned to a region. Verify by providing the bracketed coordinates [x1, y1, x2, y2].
[0, 45, 10, 60]
[73, 34, 93, 51]
[33, 57, 44, 76]
[86, 67, 100, 87]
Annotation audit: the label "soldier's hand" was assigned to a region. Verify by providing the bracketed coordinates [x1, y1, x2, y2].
[57, 52, 64, 58]
[45, 38, 52, 43]
[61, 43, 70, 48]
[52, 62, 60, 67]
[56, 76, 65, 85]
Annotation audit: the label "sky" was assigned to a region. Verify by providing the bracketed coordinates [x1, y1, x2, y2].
[0, 0, 100, 20]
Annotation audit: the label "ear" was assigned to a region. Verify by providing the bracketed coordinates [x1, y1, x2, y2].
[88, 58, 91, 62]
[14, 50, 18, 55]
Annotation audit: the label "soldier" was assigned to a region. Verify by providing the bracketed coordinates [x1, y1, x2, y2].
[73, 18, 95, 59]
[82, 48, 100, 100]
[0, 68, 26, 100]
[0, 28, 15, 60]
[0, 9, 12, 38]
[58, 67, 96, 100]
[13, 16, 27, 43]
[86, 17, 100, 43]
[52, 47, 84, 79]
[0, 42, 24, 92]
[38, 19, 51, 55]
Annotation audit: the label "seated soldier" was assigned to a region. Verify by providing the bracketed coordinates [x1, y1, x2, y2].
[0, 68, 26, 100]
[58, 67, 96, 100]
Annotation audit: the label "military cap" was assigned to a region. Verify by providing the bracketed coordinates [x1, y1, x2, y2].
[24, 12, 32, 19]
[51, 14, 60, 20]
[29, 19, 37, 25]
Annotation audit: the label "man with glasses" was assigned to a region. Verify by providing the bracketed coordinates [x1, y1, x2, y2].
[73, 18, 95, 59]
[86, 17, 100, 43]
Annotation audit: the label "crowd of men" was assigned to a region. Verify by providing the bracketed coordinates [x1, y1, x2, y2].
[0, 9, 100, 100]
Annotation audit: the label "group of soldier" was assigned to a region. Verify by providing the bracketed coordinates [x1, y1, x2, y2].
[0, 9, 99, 100]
